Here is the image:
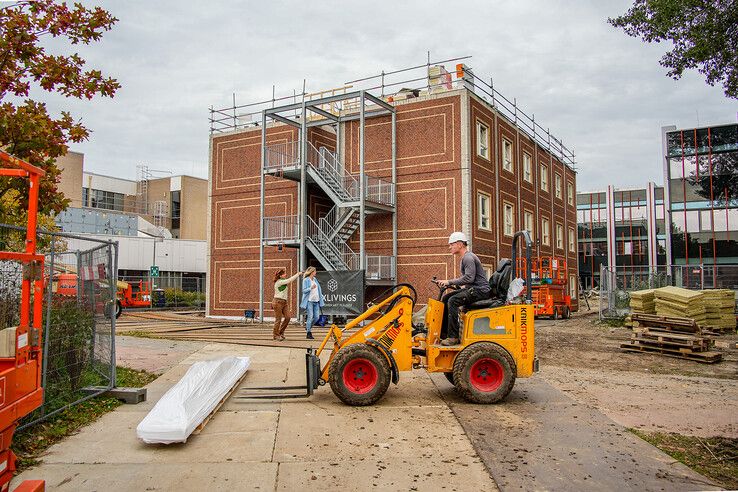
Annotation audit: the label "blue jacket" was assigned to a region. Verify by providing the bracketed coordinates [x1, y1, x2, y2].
[300, 276, 325, 309]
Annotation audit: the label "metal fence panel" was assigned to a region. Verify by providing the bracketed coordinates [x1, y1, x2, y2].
[598, 264, 738, 320]
[0, 224, 117, 428]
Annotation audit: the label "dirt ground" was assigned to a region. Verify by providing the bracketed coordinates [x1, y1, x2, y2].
[537, 302, 738, 438]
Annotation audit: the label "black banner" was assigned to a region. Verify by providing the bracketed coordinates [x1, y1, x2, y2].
[315, 270, 365, 315]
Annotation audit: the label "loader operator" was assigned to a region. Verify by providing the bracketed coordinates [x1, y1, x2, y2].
[437, 232, 490, 346]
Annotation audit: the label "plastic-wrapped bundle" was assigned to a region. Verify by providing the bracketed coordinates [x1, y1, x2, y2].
[136, 356, 250, 444]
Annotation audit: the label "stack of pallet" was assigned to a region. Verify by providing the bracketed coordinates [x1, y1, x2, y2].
[701, 289, 737, 333]
[621, 313, 722, 363]
[629, 289, 656, 314]
[653, 286, 707, 328]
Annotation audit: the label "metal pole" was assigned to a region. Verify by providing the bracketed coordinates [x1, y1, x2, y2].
[259, 110, 266, 321]
[41, 235, 55, 410]
[359, 91, 366, 270]
[391, 109, 397, 280]
[150, 238, 156, 308]
[109, 241, 117, 388]
[299, 99, 307, 323]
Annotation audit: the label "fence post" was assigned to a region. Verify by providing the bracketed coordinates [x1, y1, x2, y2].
[41, 235, 55, 414]
[110, 241, 117, 388]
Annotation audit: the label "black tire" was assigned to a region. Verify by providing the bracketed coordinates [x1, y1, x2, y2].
[444, 372, 455, 385]
[562, 306, 570, 319]
[552, 307, 559, 320]
[453, 342, 516, 404]
[114, 301, 122, 319]
[328, 344, 391, 406]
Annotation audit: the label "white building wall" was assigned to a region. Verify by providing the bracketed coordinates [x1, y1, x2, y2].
[64, 235, 206, 273]
[83, 172, 137, 195]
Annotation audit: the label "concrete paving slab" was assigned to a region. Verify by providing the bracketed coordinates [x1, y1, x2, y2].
[115, 335, 205, 374]
[274, 399, 469, 463]
[277, 457, 494, 491]
[432, 374, 721, 491]
[42, 409, 278, 464]
[13, 463, 277, 491]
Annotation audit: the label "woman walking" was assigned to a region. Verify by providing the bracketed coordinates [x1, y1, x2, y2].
[272, 268, 302, 341]
[300, 267, 324, 340]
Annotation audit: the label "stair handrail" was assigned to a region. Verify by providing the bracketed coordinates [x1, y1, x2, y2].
[307, 142, 359, 200]
[264, 140, 300, 172]
[306, 215, 359, 270]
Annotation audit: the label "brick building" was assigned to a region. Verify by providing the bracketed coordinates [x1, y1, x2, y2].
[207, 62, 579, 318]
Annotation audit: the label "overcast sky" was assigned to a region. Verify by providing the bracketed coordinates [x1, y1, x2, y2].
[25, 0, 738, 192]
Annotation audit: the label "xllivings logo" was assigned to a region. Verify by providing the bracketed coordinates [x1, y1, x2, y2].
[327, 278, 338, 292]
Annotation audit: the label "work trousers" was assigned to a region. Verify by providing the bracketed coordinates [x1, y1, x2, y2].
[272, 298, 290, 338]
[441, 288, 489, 339]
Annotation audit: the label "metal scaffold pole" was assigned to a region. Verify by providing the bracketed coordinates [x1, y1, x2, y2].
[359, 91, 366, 270]
[259, 110, 266, 321]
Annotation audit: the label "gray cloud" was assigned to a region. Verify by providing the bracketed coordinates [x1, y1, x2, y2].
[18, 0, 738, 188]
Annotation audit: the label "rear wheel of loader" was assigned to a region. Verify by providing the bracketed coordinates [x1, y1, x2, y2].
[453, 343, 516, 404]
[329, 344, 391, 406]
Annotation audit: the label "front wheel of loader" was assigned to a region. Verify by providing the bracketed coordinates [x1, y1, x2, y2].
[329, 344, 391, 406]
[453, 343, 516, 404]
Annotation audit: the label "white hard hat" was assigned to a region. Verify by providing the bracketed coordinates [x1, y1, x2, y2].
[448, 231, 468, 244]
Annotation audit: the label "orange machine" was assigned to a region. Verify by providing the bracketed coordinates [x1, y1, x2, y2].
[0, 150, 46, 491]
[517, 256, 573, 319]
[52, 273, 151, 317]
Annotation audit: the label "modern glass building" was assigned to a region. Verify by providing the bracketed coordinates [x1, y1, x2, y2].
[577, 184, 666, 289]
[663, 123, 738, 287]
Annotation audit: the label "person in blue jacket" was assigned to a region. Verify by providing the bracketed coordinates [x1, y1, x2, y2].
[300, 266, 324, 339]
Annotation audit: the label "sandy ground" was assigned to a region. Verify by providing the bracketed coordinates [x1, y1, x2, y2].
[537, 304, 738, 438]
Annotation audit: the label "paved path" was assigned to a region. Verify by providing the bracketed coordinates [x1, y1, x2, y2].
[12, 338, 720, 491]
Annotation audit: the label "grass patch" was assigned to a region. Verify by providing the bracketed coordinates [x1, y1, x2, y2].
[117, 330, 160, 339]
[596, 317, 626, 327]
[12, 366, 157, 472]
[630, 429, 738, 489]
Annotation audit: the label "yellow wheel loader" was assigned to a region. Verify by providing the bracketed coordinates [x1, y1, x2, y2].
[240, 231, 537, 405]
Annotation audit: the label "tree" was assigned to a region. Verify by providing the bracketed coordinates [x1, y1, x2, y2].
[0, 1, 120, 225]
[609, 0, 738, 99]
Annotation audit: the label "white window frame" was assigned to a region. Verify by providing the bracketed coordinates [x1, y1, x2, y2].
[476, 120, 489, 160]
[569, 274, 577, 299]
[524, 210, 535, 241]
[540, 164, 548, 192]
[567, 182, 574, 206]
[503, 202, 514, 237]
[477, 192, 491, 231]
[523, 153, 532, 183]
[542, 217, 550, 246]
[502, 139, 513, 172]
[556, 223, 564, 250]
[555, 173, 562, 199]
[568, 227, 576, 253]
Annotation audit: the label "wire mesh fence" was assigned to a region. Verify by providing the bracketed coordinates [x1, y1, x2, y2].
[0, 224, 118, 429]
[598, 264, 738, 319]
[119, 275, 205, 309]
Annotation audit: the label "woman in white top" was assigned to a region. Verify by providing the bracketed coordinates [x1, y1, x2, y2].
[272, 268, 302, 340]
[300, 267, 324, 340]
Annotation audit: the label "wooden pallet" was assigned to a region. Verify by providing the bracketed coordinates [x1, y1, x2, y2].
[630, 313, 699, 333]
[632, 328, 712, 350]
[191, 369, 250, 436]
[620, 342, 723, 363]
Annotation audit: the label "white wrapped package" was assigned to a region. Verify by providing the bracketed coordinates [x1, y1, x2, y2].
[136, 356, 250, 444]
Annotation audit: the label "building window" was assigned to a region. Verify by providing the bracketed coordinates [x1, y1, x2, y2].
[568, 227, 575, 253]
[540, 164, 548, 191]
[555, 173, 562, 199]
[524, 210, 534, 240]
[523, 153, 532, 183]
[502, 139, 513, 172]
[503, 202, 514, 237]
[567, 182, 574, 206]
[171, 190, 181, 232]
[569, 274, 577, 299]
[83, 187, 125, 212]
[542, 218, 550, 245]
[556, 223, 564, 250]
[476, 121, 489, 159]
[477, 192, 491, 231]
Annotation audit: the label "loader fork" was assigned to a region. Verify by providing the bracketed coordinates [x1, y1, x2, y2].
[236, 349, 323, 400]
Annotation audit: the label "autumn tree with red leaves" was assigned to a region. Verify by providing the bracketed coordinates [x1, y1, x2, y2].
[0, 0, 120, 224]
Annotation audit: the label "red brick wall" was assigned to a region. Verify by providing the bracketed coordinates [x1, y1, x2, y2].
[208, 90, 578, 315]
